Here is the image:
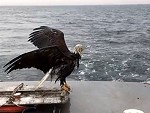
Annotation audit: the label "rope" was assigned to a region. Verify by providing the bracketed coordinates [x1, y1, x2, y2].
[6, 83, 24, 104]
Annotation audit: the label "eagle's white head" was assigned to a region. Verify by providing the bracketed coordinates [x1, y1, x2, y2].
[74, 44, 84, 55]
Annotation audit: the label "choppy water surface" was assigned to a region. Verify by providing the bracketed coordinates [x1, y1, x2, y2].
[0, 5, 150, 82]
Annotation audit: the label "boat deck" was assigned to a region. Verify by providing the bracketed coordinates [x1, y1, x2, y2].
[0, 81, 149, 113]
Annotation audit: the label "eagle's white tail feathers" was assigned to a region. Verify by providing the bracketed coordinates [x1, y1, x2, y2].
[35, 69, 52, 90]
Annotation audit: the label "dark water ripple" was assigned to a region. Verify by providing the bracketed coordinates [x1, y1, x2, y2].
[0, 5, 150, 82]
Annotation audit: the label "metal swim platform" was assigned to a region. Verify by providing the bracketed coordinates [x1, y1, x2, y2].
[0, 81, 149, 113]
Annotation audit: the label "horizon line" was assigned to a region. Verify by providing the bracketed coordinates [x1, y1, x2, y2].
[0, 3, 150, 6]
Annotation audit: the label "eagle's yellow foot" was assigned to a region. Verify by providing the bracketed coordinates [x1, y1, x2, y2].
[64, 83, 71, 91]
[61, 83, 71, 95]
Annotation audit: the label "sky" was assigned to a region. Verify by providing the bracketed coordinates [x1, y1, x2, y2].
[0, 0, 150, 6]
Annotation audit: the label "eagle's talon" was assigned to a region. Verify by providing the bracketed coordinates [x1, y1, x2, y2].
[61, 90, 67, 96]
[64, 83, 71, 91]
[61, 84, 71, 94]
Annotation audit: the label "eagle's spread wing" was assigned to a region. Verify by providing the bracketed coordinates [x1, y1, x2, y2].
[4, 46, 64, 74]
[28, 26, 70, 54]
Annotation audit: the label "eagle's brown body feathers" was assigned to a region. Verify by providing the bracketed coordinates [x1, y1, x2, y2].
[4, 26, 82, 86]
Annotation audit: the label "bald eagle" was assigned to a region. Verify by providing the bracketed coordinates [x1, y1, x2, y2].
[4, 26, 84, 91]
